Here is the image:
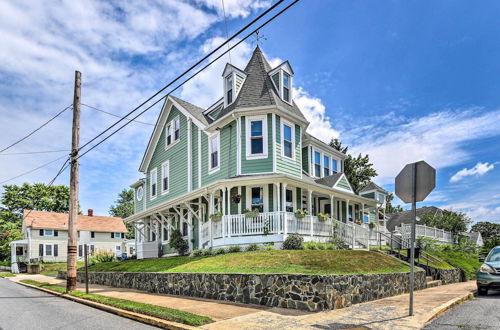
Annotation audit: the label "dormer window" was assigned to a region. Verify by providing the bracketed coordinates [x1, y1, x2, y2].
[226, 75, 233, 104]
[269, 62, 294, 104]
[283, 73, 291, 102]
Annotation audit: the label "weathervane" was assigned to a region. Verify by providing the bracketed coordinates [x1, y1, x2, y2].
[252, 30, 267, 47]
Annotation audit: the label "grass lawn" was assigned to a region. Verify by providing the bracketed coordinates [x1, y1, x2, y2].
[88, 250, 411, 275]
[392, 249, 454, 270]
[0, 272, 15, 278]
[431, 250, 481, 280]
[20, 279, 213, 326]
[40, 262, 84, 275]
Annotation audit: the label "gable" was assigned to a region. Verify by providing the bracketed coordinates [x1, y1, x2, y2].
[334, 174, 354, 193]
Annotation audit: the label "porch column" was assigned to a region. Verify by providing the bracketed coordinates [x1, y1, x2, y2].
[330, 195, 335, 219]
[307, 190, 313, 215]
[227, 186, 233, 215]
[282, 183, 287, 212]
[222, 188, 227, 216]
[209, 192, 214, 248]
[187, 212, 193, 251]
[362, 203, 365, 222]
[346, 199, 350, 222]
[237, 186, 242, 214]
[275, 183, 281, 211]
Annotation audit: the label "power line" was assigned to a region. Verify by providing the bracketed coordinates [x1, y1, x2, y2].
[0, 154, 69, 185]
[77, 0, 286, 152]
[81, 103, 154, 126]
[0, 150, 70, 156]
[76, 0, 300, 160]
[0, 105, 72, 153]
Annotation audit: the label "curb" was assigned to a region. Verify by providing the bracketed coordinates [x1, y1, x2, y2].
[15, 280, 196, 330]
[424, 290, 476, 325]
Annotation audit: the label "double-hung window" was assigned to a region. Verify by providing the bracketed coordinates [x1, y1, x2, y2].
[283, 73, 291, 102]
[209, 134, 220, 171]
[44, 229, 54, 236]
[173, 117, 180, 141]
[161, 162, 169, 193]
[251, 120, 263, 154]
[282, 122, 294, 159]
[150, 169, 157, 199]
[324, 155, 330, 176]
[226, 75, 233, 104]
[332, 159, 338, 173]
[45, 244, 53, 256]
[166, 117, 180, 147]
[285, 189, 294, 212]
[250, 187, 264, 212]
[246, 116, 267, 159]
[314, 151, 321, 177]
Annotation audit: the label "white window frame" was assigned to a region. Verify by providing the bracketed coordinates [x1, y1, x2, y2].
[283, 72, 291, 103]
[44, 243, 54, 256]
[43, 229, 54, 237]
[280, 119, 295, 161]
[113, 232, 122, 239]
[245, 115, 268, 159]
[208, 132, 220, 174]
[150, 168, 157, 200]
[246, 185, 268, 212]
[313, 150, 321, 178]
[331, 158, 338, 173]
[161, 161, 170, 194]
[136, 186, 144, 201]
[269, 68, 293, 104]
[165, 116, 180, 149]
[324, 155, 330, 177]
[115, 245, 122, 256]
[225, 74, 234, 106]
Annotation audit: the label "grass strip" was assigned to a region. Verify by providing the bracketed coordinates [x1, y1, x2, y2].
[20, 279, 213, 326]
[0, 272, 16, 278]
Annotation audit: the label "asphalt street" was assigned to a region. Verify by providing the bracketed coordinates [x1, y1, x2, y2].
[424, 288, 500, 330]
[0, 278, 157, 330]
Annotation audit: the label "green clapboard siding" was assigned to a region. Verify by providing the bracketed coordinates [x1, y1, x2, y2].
[201, 120, 237, 186]
[241, 115, 273, 174]
[146, 106, 188, 209]
[275, 116, 302, 178]
[191, 124, 199, 191]
[134, 186, 144, 213]
[302, 147, 309, 174]
[336, 176, 352, 191]
[362, 192, 375, 199]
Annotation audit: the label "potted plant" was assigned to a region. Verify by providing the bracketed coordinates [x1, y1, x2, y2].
[354, 218, 363, 225]
[231, 193, 241, 204]
[243, 208, 260, 219]
[368, 221, 377, 230]
[317, 213, 330, 222]
[209, 212, 223, 222]
[294, 209, 308, 219]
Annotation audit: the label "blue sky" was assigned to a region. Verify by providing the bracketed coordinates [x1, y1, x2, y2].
[0, 0, 499, 224]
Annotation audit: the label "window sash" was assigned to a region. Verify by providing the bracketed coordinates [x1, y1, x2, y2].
[251, 187, 264, 212]
[174, 118, 180, 140]
[314, 151, 321, 177]
[324, 155, 330, 176]
[162, 163, 169, 192]
[209, 135, 220, 169]
[44, 229, 54, 236]
[150, 170, 157, 197]
[226, 76, 233, 104]
[283, 124, 293, 158]
[332, 159, 338, 172]
[283, 73, 291, 102]
[45, 244, 53, 256]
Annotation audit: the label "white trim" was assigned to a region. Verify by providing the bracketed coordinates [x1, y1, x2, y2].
[224, 73, 234, 107]
[237, 117, 242, 175]
[299, 126, 303, 180]
[312, 148, 321, 178]
[208, 132, 221, 174]
[150, 168, 158, 200]
[245, 115, 268, 159]
[280, 118, 295, 161]
[43, 229, 54, 237]
[136, 186, 144, 201]
[187, 118, 192, 192]
[44, 243, 55, 256]
[165, 115, 181, 151]
[198, 125, 202, 188]
[272, 114, 276, 172]
[161, 161, 170, 195]
[333, 173, 355, 193]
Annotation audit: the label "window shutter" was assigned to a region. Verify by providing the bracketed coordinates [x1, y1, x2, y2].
[111, 232, 114, 239]
[40, 229, 44, 236]
[78, 245, 82, 257]
[39, 244, 44, 256]
[121, 233, 124, 239]
[54, 245, 58, 257]
[54, 230, 58, 237]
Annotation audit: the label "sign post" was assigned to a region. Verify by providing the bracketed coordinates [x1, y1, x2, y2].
[79, 230, 91, 294]
[395, 160, 435, 316]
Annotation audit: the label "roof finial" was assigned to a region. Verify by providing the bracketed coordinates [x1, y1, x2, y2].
[252, 30, 267, 48]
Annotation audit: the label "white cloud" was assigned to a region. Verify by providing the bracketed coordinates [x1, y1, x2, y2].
[196, 0, 271, 18]
[348, 109, 500, 185]
[450, 162, 495, 183]
[293, 87, 340, 143]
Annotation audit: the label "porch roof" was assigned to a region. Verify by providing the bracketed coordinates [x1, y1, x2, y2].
[125, 173, 378, 223]
[9, 239, 28, 246]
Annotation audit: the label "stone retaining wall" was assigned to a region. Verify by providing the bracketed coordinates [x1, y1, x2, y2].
[58, 270, 426, 312]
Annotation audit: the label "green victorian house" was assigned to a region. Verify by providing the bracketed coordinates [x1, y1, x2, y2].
[126, 47, 387, 258]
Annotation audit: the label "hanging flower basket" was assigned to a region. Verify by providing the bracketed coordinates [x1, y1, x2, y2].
[231, 194, 241, 204]
[243, 208, 260, 219]
[209, 212, 223, 222]
[294, 209, 308, 219]
[368, 221, 377, 230]
[317, 213, 330, 222]
[354, 218, 363, 225]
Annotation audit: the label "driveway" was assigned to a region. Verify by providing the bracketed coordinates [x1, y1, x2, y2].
[424, 289, 500, 329]
[0, 278, 157, 330]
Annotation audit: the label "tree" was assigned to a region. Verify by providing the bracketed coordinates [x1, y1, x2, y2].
[109, 189, 135, 239]
[386, 193, 404, 214]
[329, 138, 378, 193]
[421, 210, 471, 237]
[471, 221, 500, 249]
[0, 183, 71, 260]
[169, 229, 189, 255]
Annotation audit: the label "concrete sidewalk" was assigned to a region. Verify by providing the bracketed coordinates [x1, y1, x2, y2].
[9, 274, 268, 321]
[201, 281, 476, 329]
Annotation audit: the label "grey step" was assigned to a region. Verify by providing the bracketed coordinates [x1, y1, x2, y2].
[426, 276, 433, 282]
[426, 280, 442, 288]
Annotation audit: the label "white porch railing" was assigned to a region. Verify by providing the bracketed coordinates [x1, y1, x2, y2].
[137, 241, 158, 259]
[395, 224, 454, 243]
[200, 211, 370, 250]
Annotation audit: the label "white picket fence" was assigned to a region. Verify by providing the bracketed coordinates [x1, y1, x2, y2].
[200, 211, 370, 250]
[395, 224, 453, 243]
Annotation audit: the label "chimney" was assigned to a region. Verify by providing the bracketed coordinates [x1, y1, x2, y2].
[87, 209, 93, 217]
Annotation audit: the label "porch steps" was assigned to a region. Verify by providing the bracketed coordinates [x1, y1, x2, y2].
[426, 276, 442, 288]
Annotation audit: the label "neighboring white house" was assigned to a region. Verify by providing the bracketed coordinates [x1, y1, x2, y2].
[466, 231, 484, 247]
[10, 209, 130, 273]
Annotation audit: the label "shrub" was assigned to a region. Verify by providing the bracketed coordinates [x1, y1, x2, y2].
[303, 242, 318, 250]
[191, 249, 203, 257]
[326, 243, 336, 250]
[202, 249, 213, 257]
[245, 244, 260, 252]
[329, 237, 349, 250]
[282, 233, 303, 250]
[263, 244, 274, 251]
[227, 245, 241, 253]
[169, 229, 189, 255]
[214, 248, 226, 255]
[88, 249, 116, 264]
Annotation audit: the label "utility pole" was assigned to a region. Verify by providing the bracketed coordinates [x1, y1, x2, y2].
[67, 71, 81, 292]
